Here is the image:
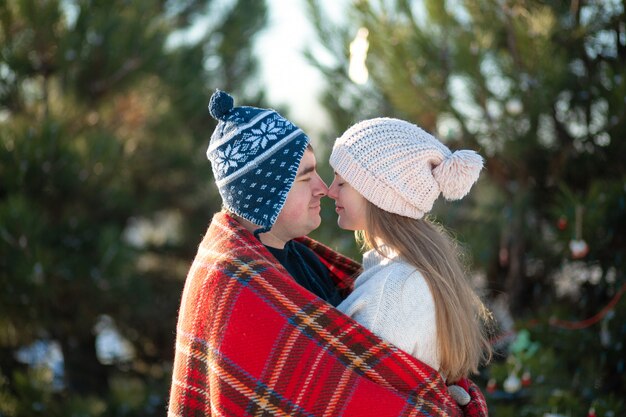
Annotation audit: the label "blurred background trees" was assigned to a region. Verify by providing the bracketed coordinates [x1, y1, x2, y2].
[0, 0, 267, 415]
[1, 0, 625, 415]
[306, 0, 625, 415]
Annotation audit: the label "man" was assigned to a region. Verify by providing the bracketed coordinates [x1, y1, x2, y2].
[168, 90, 488, 416]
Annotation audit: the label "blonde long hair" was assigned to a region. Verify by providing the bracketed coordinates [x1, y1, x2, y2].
[358, 202, 492, 382]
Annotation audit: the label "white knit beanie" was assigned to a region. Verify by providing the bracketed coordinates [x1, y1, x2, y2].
[329, 117, 483, 219]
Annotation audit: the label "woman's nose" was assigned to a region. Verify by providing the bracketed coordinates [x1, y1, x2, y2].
[327, 180, 338, 200]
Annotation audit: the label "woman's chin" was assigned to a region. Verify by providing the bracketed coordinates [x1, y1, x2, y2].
[337, 218, 355, 231]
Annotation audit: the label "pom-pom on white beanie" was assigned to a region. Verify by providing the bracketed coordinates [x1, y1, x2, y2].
[329, 117, 483, 219]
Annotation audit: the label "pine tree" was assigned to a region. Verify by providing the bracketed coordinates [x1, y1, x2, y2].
[0, 0, 267, 414]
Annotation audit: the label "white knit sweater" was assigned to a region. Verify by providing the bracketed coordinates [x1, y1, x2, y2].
[337, 246, 440, 372]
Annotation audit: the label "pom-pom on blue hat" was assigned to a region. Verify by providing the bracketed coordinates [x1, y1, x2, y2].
[206, 90, 310, 230]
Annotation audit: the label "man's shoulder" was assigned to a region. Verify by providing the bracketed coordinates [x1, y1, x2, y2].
[294, 236, 362, 291]
[290, 238, 320, 256]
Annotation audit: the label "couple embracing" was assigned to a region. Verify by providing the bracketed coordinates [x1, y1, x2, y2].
[168, 90, 492, 417]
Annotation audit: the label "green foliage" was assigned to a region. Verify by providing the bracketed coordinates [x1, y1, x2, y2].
[484, 298, 626, 415]
[0, 0, 268, 414]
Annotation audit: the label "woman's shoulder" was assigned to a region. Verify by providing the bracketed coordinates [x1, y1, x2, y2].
[339, 256, 435, 326]
[360, 260, 436, 337]
[355, 258, 428, 298]
[378, 261, 430, 295]
[378, 257, 422, 280]
[362, 259, 433, 310]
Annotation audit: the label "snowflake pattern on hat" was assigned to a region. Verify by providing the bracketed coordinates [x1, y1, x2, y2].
[246, 119, 284, 150]
[214, 144, 245, 172]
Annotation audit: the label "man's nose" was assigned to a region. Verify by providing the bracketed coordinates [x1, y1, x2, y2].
[314, 174, 328, 196]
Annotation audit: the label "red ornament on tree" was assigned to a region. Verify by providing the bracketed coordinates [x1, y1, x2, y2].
[557, 216, 567, 230]
[588, 407, 596, 417]
[521, 370, 532, 387]
[487, 378, 497, 393]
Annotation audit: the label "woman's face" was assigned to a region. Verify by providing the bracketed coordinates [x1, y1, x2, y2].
[327, 173, 368, 231]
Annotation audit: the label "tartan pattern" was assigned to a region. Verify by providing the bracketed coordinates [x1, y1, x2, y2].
[168, 211, 488, 416]
[294, 236, 360, 296]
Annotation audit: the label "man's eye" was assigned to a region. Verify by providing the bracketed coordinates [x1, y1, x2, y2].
[300, 177, 311, 182]
[338, 182, 345, 187]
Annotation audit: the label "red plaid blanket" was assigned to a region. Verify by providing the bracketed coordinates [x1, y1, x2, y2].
[168, 211, 488, 416]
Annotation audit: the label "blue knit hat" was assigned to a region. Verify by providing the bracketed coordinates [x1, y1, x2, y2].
[206, 90, 310, 231]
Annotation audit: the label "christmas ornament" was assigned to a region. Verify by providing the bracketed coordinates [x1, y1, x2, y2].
[569, 239, 589, 259]
[487, 378, 496, 393]
[521, 370, 532, 387]
[587, 407, 596, 417]
[570, 205, 588, 259]
[557, 216, 567, 230]
[503, 372, 522, 393]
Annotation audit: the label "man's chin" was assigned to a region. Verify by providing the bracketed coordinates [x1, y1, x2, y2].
[287, 216, 322, 239]
[306, 216, 322, 235]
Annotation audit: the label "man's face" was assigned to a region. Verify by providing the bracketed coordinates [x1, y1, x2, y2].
[272, 149, 328, 241]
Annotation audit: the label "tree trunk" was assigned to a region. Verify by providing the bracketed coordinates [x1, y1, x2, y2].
[504, 197, 529, 315]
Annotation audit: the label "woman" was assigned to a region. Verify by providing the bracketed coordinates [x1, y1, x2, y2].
[329, 117, 492, 387]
